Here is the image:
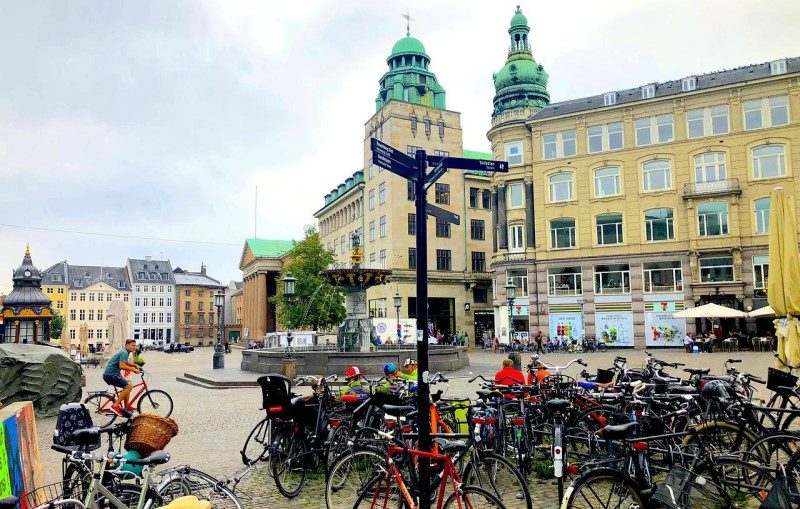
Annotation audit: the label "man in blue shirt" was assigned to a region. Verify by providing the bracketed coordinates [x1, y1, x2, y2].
[103, 339, 141, 415]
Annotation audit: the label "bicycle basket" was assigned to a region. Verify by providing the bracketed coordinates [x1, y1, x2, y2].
[24, 480, 85, 508]
[125, 413, 179, 457]
[257, 374, 292, 412]
[767, 367, 798, 392]
[651, 466, 693, 509]
[595, 369, 615, 384]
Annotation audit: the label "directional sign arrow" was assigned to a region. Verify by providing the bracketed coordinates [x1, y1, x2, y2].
[371, 138, 416, 168]
[441, 157, 509, 173]
[426, 203, 460, 225]
[372, 153, 417, 181]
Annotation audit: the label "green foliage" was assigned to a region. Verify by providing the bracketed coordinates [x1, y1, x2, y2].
[50, 309, 65, 339]
[269, 226, 346, 331]
[531, 459, 554, 480]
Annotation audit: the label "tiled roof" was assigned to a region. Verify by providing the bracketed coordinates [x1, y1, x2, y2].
[173, 271, 223, 287]
[530, 57, 800, 121]
[127, 259, 175, 284]
[246, 239, 294, 258]
[66, 265, 130, 291]
[41, 261, 69, 285]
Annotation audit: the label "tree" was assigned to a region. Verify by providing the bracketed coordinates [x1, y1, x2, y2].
[50, 309, 64, 339]
[270, 226, 346, 331]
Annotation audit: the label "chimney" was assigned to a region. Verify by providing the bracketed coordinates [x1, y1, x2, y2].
[201, 263, 207, 276]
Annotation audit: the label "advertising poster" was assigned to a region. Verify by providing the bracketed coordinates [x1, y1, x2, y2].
[372, 318, 418, 344]
[595, 303, 634, 347]
[548, 307, 583, 340]
[0, 424, 9, 498]
[645, 301, 686, 347]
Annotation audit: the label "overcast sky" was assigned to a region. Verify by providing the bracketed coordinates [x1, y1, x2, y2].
[2, 0, 799, 294]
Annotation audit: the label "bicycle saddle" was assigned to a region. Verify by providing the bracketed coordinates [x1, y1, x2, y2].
[668, 385, 697, 394]
[0, 496, 18, 509]
[382, 404, 415, 416]
[545, 399, 570, 412]
[683, 368, 710, 376]
[127, 450, 171, 466]
[72, 427, 101, 446]
[600, 421, 640, 440]
[433, 437, 468, 453]
[162, 495, 212, 509]
[476, 389, 502, 399]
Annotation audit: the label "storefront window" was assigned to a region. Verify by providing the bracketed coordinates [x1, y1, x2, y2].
[548, 267, 583, 296]
[507, 269, 528, 297]
[594, 264, 630, 294]
[643, 261, 682, 293]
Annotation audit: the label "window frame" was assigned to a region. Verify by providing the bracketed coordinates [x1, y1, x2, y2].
[642, 261, 683, 293]
[595, 213, 624, 246]
[435, 217, 451, 238]
[378, 182, 386, 204]
[379, 215, 387, 238]
[470, 219, 485, 240]
[542, 130, 577, 160]
[686, 105, 730, 138]
[509, 224, 525, 252]
[752, 144, 787, 179]
[547, 267, 583, 296]
[408, 213, 416, 235]
[435, 183, 450, 204]
[436, 249, 452, 271]
[550, 218, 576, 250]
[744, 96, 790, 130]
[593, 264, 631, 295]
[642, 159, 672, 192]
[644, 208, 675, 242]
[754, 198, 770, 235]
[699, 256, 735, 283]
[548, 172, 574, 202]
[594, 166, 621, 197]
[587, 123, 624, 153]
[697, 202, 730, 237]
[505, 141, 523, 166]
[753, 255, 769, 290]
[507, 182, 524, 208]
[694, 152, 727, 183]
[471, 252, 486, 272]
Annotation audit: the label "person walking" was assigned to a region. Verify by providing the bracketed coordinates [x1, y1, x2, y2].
[534, 331, 544, 354]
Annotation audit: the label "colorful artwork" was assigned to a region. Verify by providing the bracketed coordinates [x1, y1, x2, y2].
[595, 310, 634, 347]
[0, 424, 9, 498]
[645, 314, 687, 347]
[548, 313, 583, 340]
[0, 402, 42, 506]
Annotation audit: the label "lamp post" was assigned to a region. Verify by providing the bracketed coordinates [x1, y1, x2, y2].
[393, 292, 402, 344]
[282, 271, 297, 358]
[504, 277, 516, 345]
[576, 296, 586, 343]
[213, 289, 225, 369]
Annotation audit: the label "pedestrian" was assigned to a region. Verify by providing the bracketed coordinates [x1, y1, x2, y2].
[492, 334, 499, 353]
[534, 331, 544, 354]
[684, 332, 694, 353]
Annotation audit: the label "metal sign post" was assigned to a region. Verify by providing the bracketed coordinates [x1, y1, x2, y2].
[370, 138, 507, 508]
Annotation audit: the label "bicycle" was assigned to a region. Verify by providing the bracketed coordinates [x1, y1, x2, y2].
[84, 371, 173, 428]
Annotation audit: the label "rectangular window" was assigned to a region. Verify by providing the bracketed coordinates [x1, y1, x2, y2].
[682, 77, 696, 91]
[603, 92, 617, 106]
[408, 213, 416, 235]
[482, 189, 491, 209]
[507, 269, 528, 297]
[97, 310, 103, 321]
[184, 301, 190, 311]
[699, 256, 734, 283]
[743, 98, 790, 130]
[88, 293, 95, 302]
[547, 267, 582, 296]
[435, 218, 451, 238]
[550, 218, 576, 249]
[435, 183, 450, 204]
[753, 255, 769, 291]
[744, 100, 763, 129]
[369, 221, 375, 241]
[635, 118, 651, 146]
[88, 310, 95, 321]
[505, 141, 523, 165]
[508, 182, 524, 208]
[641, 84, 655, 99]
[407, 145, 423, 158]
[368, 189, 375, 210]
[471, 252, 486, 272]
[509, 224, 524, 251]
[642, 160, 672, 191]
[70, 293, 76, 302]
[369, 253, 376, 265]
[710, 105, 729, 135]
[470, 219, 485, 240]
[587, 126, 603, 153]
[198, 302, 204, 311]
[607, 123, 623, 150]
[643, 261, 682, 293]
[469, 187, 479, 208]
[587, 123, 623, 153]
[408, 247, 417, 270]
[79, 310, 85, 320]
[698, 203, 729, 236]
[594, 167, 621, 197]
[644, 208, 675, 241]
[70, 309, 76, 321]
[369, 298, 387, 318]
[436, 249, 452, 271]
[688, 105, 730, 138]
[769, 96, 789, 126]
[379, 249, 387, 268]
[542, 133, 557, 160]
[407, 180, 415, 201]
[687, 109, 705, 138]
[474, 288, 488, 303]
[378, 182, 386, 204]
[596, 214, 624, 245]
[594, 264, 631, 294]
[379, 215, 386, 238]
[656, 115, 674, 143]
[561, 130, 576, 157]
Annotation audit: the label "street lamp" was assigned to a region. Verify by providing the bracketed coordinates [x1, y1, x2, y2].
[576, 296, 586, 344]
[393, 292, 402, 344]
[282, 272, 297, 357]
[504, 277, 516, 344]
[213, 289, 225, 369]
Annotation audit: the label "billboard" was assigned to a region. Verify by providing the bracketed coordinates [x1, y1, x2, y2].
[595, 303, 633, 347]
[645, 301, 687, 347]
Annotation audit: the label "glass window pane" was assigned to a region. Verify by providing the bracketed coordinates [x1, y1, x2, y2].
[562, 130, 576, 157]
[543, 133, 557, 159]
[588, 126, 603, 153]
[743, 99, 762, 130]
[608, 123, 623, 150]
[656, 114, 674, 143]
[687, 109, 704, 138]
[635, 118, 651, 146]
[710, 105, 729, 135]
[769, 96, 789, 126]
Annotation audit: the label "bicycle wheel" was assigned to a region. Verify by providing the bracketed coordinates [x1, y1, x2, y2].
[682, 420, 758, 454]
[442, 485, 506, 509]
[63, 462, 91, 502]
[352, 470, 408, 509]
[683, 457, 774, 508]
[137, 389, 174, 417]
[157, 467, 243, 509]
[270, 430, 307, 498]
[83, 393, 117, 428]
[241, 418, 272, 466]
[744, 431, 800, 472]
[597, 343, 608, 352]
[562, 468, 645, 509]
[462, 452, 532, 509]
[326, 448, 385, 509]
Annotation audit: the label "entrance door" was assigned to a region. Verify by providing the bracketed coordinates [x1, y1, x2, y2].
[474, 312, 494, 346]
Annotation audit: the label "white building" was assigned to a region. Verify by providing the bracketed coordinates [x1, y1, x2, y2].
[127, 257, 175, 347]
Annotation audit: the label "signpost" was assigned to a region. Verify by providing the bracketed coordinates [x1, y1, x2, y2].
[370, 139, 507, 508]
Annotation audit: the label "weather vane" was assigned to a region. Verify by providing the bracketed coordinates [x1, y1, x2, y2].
[402, 10, 414, 37]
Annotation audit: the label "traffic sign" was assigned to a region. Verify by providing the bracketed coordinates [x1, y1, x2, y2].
[371, 138, 416, 168]
[371, 153, 416, 181]
[426, 203, 460, 225]
[440, 156, 508, 172]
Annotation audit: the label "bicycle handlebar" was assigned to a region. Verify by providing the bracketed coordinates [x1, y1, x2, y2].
[469, 374, 488, 383]
[532, 357, 586, 372]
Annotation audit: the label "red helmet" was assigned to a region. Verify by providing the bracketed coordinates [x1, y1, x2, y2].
[344, 366, 361, 379]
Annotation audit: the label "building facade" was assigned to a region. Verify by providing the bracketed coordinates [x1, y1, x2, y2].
[127, 257, 175, 346]
[41, 263, 132, 347]
[315, 33, 496, 345]
[1, 246, 53, 344]
[173, 265, 225, 346]
[238, 239, 293, 343]
[487, 9, 800, 347]
[224, 280, 243, 342]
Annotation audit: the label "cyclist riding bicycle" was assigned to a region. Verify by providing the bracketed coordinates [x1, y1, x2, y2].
[103, 338, 141, 415]
[400, 358, 418, 381]
[377, 362, 405, 395]
[338, 366, 371, 400]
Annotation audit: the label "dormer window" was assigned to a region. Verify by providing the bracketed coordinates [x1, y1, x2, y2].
[137, 272, 146, 278]
[641, 84, 655, 99]
[681, 77, 697, 92]
[603, 92, 617, 106]
[770, 58, 787, 76]
[52, 274, 63, 282]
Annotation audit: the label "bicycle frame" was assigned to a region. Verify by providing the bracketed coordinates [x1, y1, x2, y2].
[81, 454, 156, 509]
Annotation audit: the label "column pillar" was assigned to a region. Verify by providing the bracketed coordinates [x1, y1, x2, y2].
[497, 184, 508, 250]
[491, 187, 499, 252]
[524, 180, 535, 247]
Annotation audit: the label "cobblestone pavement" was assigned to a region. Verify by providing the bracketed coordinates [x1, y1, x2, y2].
[36, 347, 781, 508]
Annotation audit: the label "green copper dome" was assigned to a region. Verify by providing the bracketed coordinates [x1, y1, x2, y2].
[376, 33, 446, 111]
[492, 6, 549, 116]
[390, 37, 428, 58]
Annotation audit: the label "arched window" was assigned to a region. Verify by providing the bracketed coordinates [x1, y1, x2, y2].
[594, 166, 621, 197]
[752, 145, 786, 178]
[697, 202, 729, 236]
[642, 159, 672, 191]
[550, 218, 576, 249]
[754, 198, 770, 235]
[596, 213, 624, 245]
[644, 208, 674, 241]
[694, 152, 727, 183]
[549, 172, 573, 202]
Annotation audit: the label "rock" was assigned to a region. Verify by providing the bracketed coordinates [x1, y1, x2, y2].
[0, 344, 82, 417]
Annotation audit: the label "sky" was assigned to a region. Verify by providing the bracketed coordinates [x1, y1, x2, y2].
[2, 0, 799, 294]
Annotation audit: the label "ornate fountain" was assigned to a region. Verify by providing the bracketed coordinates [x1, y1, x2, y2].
[320, 235, 391, 352]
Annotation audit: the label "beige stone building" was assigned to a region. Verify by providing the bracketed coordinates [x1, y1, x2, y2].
[315, 34, 495, 345]
[67, 276, 132, 348]
[487, 13, 800, 348]
[173, 265, 225, 346]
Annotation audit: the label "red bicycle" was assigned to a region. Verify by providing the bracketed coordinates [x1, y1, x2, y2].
[352, 429, 504, 509]
[84, 371, 173, 427]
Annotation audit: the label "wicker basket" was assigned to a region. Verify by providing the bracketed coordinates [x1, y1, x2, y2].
[125, 413, 179, 456]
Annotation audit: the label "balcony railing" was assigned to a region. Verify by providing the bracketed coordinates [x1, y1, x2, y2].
[683, 178, 742, 199]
